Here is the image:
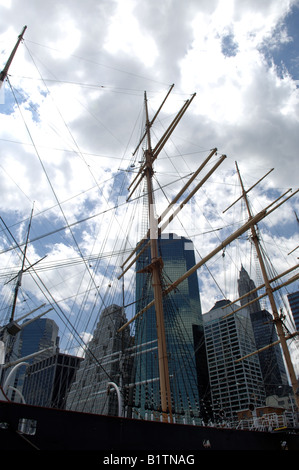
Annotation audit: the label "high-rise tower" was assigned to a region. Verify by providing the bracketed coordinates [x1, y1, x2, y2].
[287, 290, 299, 332]
[238, 266, 289, 396]
[6, 318, 58, 401]
[66, 304, 133, 417]
[203, 300, 265, 421]
[238, 265, 261, 314]
[132, 233, 210, 424]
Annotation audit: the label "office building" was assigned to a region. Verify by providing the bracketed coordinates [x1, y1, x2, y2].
[66, 304, 133, 417]
[22, 352, 82, 409]
[203, 300, 266, 422]
[132, 233, 210, 424]
[238, 266, 289, 396]
[5, 317, 58, 401]
[237, 265, 261, 314]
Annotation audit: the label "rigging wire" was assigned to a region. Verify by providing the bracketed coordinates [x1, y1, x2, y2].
[0, 217, 117, 382]
[1, 35, 298, 416]
[7, 76, 108, 313]
[3, 70, 134, 384]
[2, 75, 142, 386]
[8, 42, 154, 376]
[0, 168, 202, 257]
[147, 118, 299, 388]
[24, 38, 172, 87]
[4, 48, 135, 348]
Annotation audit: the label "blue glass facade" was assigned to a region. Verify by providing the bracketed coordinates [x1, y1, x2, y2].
[15, 319, 58, 359]
[132, 233, 209, 424]
[288, 290, 299, 332]
[7, 318, 58, 401]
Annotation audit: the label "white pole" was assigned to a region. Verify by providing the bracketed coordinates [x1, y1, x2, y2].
[107, 382, 122, 417]
[3, 361, 29, 393]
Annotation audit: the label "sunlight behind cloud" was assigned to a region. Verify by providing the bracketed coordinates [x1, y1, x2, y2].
[104, 0, 158, 67]
[48, 19, 81, 59]
[0, 0, 11, 7]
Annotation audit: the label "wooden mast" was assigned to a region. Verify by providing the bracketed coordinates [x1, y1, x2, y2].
[0, 26, 27, 86]
[123, 87, 197, 422]
[10, 205, 34, 323]
[235, 161, 299, 410]
[121, 86, 299, 419]
[143, 91, 172, 423]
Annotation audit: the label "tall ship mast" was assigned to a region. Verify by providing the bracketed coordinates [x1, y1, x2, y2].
[0, 26, 27, 88]
[118, 87, 299, 421]
[225, 162, 299, 409]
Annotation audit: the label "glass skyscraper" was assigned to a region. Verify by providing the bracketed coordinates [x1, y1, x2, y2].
[6, 318, 58, 402]
[132, 233, 210, 424]
[288, 290, 299, 332]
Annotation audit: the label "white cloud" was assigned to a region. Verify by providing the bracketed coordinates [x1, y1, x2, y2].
[0, 0, 298, 359]
[104, 0, 158, 67]
[48, 18, 81, 60]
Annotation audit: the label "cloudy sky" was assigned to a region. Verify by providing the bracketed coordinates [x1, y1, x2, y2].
[0, 0, 298, 362]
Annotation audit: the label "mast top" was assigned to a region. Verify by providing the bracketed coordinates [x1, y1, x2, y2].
[0, 26, 27, 84]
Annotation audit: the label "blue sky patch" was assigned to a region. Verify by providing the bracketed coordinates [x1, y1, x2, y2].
[261, 4, 299, 81]
[221, 33, 239, 57]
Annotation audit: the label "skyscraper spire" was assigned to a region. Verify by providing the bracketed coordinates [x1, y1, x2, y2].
[237, 265, 261, 314]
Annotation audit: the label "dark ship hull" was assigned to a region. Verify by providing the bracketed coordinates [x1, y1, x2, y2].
[0, 400, 298, 451]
